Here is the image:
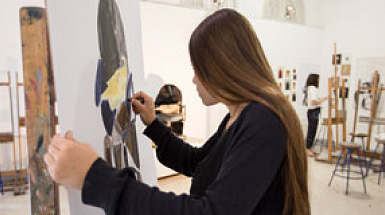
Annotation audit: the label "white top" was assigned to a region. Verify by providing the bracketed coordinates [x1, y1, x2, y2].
[307, 86, 321, 109]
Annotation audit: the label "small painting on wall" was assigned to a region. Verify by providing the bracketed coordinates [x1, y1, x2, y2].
[285, 70, 291, 78]
[332, 54, 342, 65]
[292, 93, 297, 102]
[278, 67, 283, 78]
[285, 80, 291, 91]
[341, 64, 351, 76]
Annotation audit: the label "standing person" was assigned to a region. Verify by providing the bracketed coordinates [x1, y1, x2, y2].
[303, 74, 327, 157]
[44, 9, 310, 215]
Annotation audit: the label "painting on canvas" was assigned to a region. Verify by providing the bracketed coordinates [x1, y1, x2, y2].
[46, 0, 156, 214]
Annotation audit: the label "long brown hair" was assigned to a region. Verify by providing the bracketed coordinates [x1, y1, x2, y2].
[306, 74, 320, 88]
[189, 9, 310, 215]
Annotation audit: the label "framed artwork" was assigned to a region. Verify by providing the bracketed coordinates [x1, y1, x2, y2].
[341, 64, 351, 76]
[292, 93, 297, 102]
[285, 69, 291, 78]
[332, 54, 342, 65]
[293, 81, 296, 89]
[278, 67, 283, 78]
[285, 80, 291, 90]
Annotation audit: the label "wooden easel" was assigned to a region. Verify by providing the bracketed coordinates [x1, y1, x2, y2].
[351, 79, 362, 141]
[0, 71, 18, 193]
[13, 71, 29, 195]
[326, 44, 348, 162]
[362, 71, 385, 150]
[351, 71, 385, 161]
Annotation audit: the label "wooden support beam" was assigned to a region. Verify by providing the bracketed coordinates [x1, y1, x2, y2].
[334, 44, 340, 151]
[361, 87, 385, 91]
[20, 7, 59, 214]
[352, 79, 362, 142]
[342, 80, 347, 141]
[366, 71, 379, 151]
[327, 78, 333, 162]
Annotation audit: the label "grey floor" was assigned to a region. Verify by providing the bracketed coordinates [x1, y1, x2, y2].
[1, 158, 384, 215]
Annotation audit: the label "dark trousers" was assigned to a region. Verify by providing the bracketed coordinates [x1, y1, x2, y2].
[306, 108, 321, 149]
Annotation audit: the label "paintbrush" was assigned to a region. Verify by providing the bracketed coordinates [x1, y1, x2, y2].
[126, 97, 144, 104]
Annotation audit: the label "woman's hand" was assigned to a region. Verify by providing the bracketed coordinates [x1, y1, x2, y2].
[44, 131, 99, 190]
[132, 91, 156, 126]
[311, 97, 328, 106]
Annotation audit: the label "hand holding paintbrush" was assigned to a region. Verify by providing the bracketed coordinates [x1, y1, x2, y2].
[131, 91, 156, 126]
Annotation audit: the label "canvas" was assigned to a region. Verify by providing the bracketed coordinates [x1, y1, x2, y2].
[46, 0, 156, 214]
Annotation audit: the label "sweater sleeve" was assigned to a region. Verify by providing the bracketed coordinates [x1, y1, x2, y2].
[81, 104, 287, 215]
[144, 119, 222, 176]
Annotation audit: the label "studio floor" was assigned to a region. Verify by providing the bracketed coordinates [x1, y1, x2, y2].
[0, 158, 384, 215]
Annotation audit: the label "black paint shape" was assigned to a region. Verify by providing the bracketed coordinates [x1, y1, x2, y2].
[97, 0, 127, 94]
[95, 59, 102, 106]
[36, 135, 43, 153]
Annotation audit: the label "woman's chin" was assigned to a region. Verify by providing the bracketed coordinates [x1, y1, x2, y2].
[202, 100, 218, 106]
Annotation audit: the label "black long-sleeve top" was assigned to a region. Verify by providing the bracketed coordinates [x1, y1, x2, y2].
[82, 101, 287, 215]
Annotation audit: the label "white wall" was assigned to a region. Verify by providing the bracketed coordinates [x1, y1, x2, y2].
[236, 0, 324, 27]
[140, 2, 210, 138]
[236, 0, 263, 19]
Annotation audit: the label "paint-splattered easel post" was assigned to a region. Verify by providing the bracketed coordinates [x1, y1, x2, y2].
[20, 7, 59, 215]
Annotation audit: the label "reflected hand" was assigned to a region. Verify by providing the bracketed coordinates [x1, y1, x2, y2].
[132, 91, 156, 126]
[44, 131, 99, 190]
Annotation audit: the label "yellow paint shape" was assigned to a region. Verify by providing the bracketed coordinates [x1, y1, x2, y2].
[102, 57, 128, 109]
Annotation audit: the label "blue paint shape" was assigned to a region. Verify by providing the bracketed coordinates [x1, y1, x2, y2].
[95, 59, 102, 106]
[27, 7, 43, 20]
[36, 69, 43, 86]
[101, 101, 115, 136]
